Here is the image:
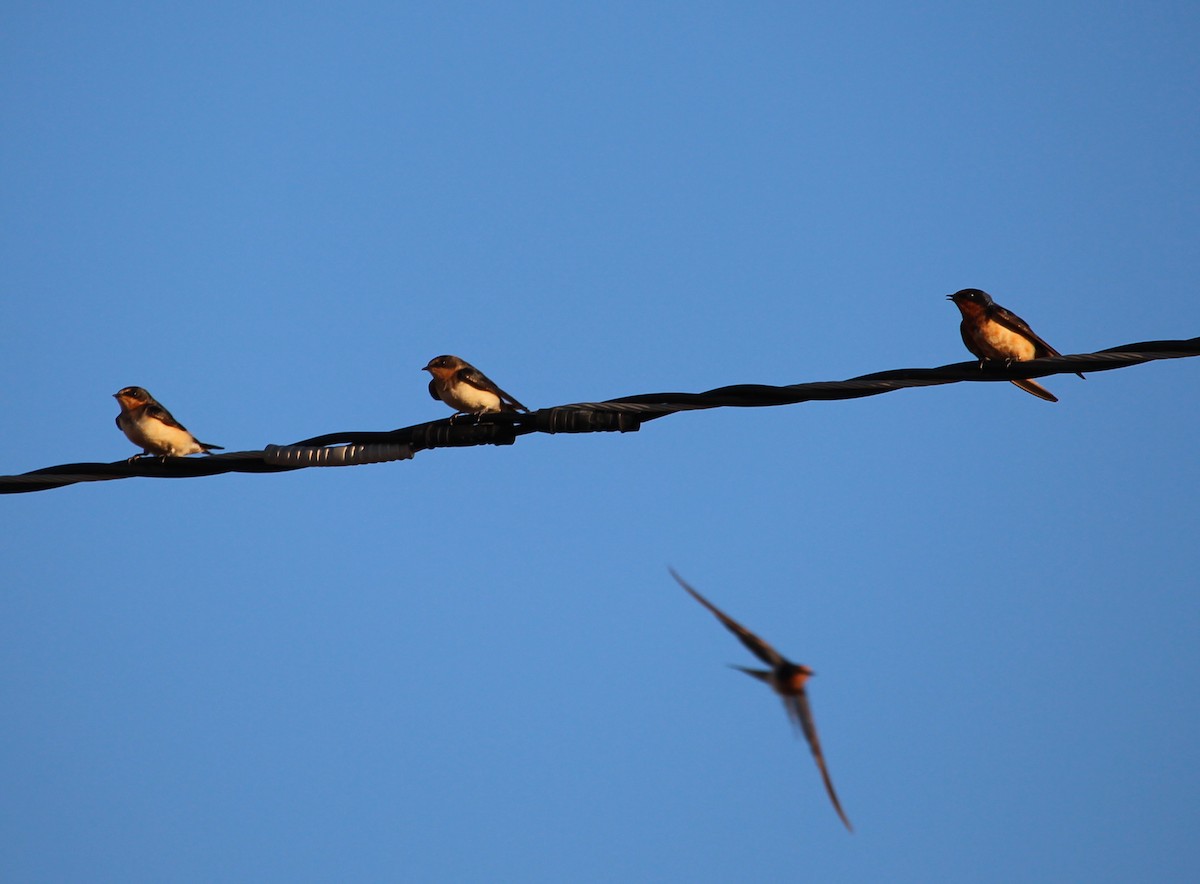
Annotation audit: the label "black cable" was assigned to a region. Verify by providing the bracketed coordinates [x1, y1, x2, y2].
[3, 337, 1196, 495]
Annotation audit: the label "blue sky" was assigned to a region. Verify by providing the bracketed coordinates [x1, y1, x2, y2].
[3, 3, 1199, 881]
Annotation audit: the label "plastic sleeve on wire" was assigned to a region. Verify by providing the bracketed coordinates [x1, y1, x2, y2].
[408, 422, 519, 448]
[263, 443, 414, 466]
[533, 408, 642, 433]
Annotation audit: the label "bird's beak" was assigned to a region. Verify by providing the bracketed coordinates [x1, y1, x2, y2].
[945, 294, 955, 301]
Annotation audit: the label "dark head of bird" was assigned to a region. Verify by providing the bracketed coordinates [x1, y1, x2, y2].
[422, 355, 464, 374]
[113, 386, 152, 403]
[947, 288, 994, 308]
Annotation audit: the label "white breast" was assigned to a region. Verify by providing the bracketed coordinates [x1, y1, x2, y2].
[442, 382, 502, 414]
[120, 414, 203, 455]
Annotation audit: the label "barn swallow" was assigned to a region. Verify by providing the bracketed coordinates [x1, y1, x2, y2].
[113, 386, 224, 459]
[947, 288, 1085, 402]
[423, 355, 529, 417]
[670, 568, 852, 832]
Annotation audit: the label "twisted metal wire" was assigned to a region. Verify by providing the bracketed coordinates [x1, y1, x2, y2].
[3, 336, 1196, 495]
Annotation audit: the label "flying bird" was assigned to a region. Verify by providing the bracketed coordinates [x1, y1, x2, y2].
[670, 568, 852, 832]
[947, 288, 1084, 402]
[423, 355, 529, 417]
[113, 386, 224, 459]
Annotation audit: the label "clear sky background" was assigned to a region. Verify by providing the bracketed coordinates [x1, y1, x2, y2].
[3, 3, 1198, 882]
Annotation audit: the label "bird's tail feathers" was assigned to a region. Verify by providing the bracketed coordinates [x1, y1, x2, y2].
[1011, 378, 1058, 403]
[729, 665, 772, 684]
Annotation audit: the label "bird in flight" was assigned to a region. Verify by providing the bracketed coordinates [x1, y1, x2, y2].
[670, 568, 852, 832]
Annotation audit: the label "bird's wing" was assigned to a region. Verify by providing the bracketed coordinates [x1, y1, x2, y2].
[959, 322, 984, 360]
[670, 568, 784, 669]
[786, 691, 853, 832]
[989, 304, 1061, 358]
[144, 402, 189, 433]
[457, 366, 528, 412]
[991, 305, 1084, 379]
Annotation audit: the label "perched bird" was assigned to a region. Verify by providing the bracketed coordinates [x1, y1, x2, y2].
[670, 568, 852, 832]
[113, 386, 223, 459]
[947, 288, 1084, 402]
[423, 355, 529, 417]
